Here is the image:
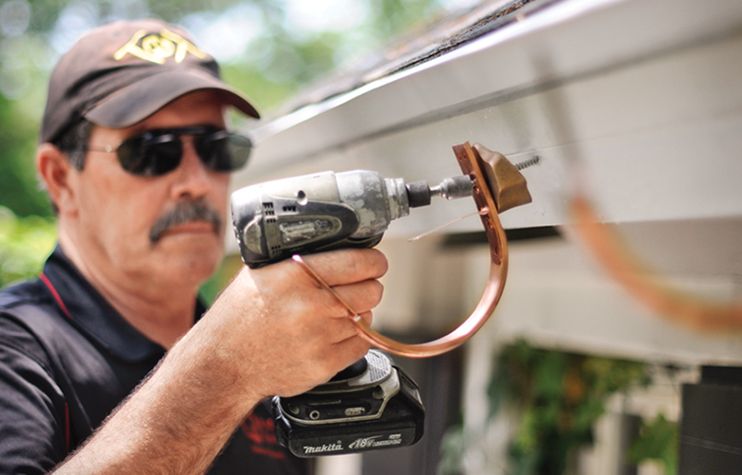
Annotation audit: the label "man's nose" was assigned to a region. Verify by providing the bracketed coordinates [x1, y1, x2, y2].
[170, 137, 211, 200]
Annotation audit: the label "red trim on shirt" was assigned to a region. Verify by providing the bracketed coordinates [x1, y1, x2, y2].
[64, 401, 71, 452]
[240, 415, 285, 460]
[39, 273, 72, 320]
[250, 445, 287, 460]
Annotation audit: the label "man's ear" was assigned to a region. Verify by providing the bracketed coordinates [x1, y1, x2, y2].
[36, 143, 79, 217]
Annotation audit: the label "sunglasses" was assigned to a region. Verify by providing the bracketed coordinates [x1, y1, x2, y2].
[87, 125, 252, 177]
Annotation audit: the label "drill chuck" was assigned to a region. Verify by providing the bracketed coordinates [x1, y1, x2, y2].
[405, 175, 473, 208]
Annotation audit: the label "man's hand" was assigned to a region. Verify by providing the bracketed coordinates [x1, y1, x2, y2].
[207, 248, 387, 398]
[55, 248, 387, 474]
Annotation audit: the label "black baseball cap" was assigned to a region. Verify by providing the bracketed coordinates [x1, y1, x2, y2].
[40, 18, 260, 144]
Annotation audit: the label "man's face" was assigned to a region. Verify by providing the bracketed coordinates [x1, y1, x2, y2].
[68, 91, 232, 289]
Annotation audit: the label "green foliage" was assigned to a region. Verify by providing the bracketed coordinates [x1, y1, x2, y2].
[438, 425, 469, 475]
[369, 0, 444, 39]
[0, 207, 56, 287]
[493, 341, 648, 474]
[0, 87, 52, 217]
[198, 254, 242, 305]
[628, 414, 678, 475]
[440, 340, 650, 475]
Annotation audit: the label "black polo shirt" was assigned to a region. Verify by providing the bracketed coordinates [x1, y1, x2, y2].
[0, 246, 310, 474]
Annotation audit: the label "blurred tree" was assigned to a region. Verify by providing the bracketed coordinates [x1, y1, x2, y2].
[369, 0, 443, 38]
[0, 207, 56, 286]
[440, 340, 651, 475]
[628, 414, 678, 475]
[0, 94, 51, 216]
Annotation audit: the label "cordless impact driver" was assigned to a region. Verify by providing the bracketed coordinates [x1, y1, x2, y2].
[230, 169, 475, 457]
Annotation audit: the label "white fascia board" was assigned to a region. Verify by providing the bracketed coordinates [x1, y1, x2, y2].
[235, 0, 742, 177]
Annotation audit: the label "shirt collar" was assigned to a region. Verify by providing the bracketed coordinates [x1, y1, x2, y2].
[40, 245, 206, 363]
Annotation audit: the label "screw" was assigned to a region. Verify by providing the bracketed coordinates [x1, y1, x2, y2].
[515, 155, 541, 171]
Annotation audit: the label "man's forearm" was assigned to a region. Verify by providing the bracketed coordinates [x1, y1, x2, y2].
[54, 312, 261, 474]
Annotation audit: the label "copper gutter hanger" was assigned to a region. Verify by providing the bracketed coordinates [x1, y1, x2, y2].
[293, 142, 532, 358]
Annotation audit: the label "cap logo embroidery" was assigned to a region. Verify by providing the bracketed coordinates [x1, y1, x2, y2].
[113, 28, 208, 64]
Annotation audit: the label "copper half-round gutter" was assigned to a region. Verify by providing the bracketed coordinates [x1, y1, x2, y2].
[293, 142, 531, 358]
[570, 194, 742, 330]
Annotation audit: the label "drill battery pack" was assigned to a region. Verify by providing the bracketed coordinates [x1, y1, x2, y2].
[272, 350, 425, 457]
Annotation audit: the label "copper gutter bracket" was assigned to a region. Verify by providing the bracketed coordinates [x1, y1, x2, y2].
[472, 143, 532, 213]
[294, 142, 530, 358]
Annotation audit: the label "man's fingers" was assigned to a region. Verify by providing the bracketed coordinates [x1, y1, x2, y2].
[299, 248, 388, 286]
[322, 280, 383, 318]
[331, 335, 372, 368]
[231, 249, 386, 397]
[325, 312, 373, 343]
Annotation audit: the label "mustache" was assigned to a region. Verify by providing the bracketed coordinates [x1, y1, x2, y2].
[149, 199, 223, 244]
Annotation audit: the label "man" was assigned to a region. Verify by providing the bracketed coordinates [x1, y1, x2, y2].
[0, 19, 386, 474]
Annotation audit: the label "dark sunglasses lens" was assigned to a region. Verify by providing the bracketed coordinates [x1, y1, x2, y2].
[117, 136, 182, 176]
[196, 133, 251, 172]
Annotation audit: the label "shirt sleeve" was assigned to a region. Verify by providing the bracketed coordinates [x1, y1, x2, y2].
[0, 314, 68, 474]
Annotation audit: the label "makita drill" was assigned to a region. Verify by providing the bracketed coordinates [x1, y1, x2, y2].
[230, 169, 474, 457]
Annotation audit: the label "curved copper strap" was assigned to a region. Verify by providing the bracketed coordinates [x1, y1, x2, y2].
[293, 142, 509, 358]
[570, 194, 742, 329]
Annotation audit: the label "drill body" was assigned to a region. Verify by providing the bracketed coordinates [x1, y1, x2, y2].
[231, 170, 472, 267]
